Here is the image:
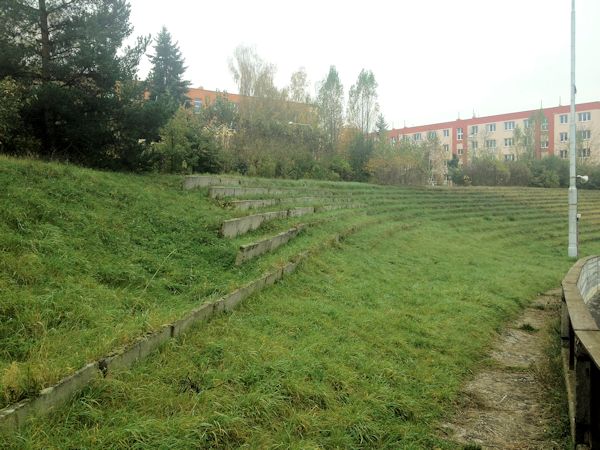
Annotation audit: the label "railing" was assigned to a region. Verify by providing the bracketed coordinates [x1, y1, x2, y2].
[562, 256, 600, 449]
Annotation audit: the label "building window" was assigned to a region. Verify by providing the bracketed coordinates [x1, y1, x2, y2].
[457, 148, 464, 155]
[580, 148, 591, 158]
[470, 125, 478, 136]
[443, 129, 449, 137]
[414, 133, 422, 141]
[504, 154, 515, 161]
[541, 140, 549, 149]
[541, 118, 548, 130]
[504, 138, 514, 147]
[193, 99, 202, 113]
[486, 123, 496, 132]
[579, 112, 591, 122]
[443, 144, 449, 152]
[457, 128, 463, 140]
[560, 114, 568, 124]
[471, 141, 478, 150]
[428, 131, 437, 139]
[560, 132, 568, 142]
[560, 150, 568, 159]
[504, 121, 515, 130]
[485, 139, 496, 149]
[581, 130, 591, 140]
[524, 119, 530, 128]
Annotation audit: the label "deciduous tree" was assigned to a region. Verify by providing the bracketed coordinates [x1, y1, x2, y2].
[347, 69, 379, 134]
[316, 66, 344, 152]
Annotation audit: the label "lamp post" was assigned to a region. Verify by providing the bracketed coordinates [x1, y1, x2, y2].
[568, 0, 578, 258]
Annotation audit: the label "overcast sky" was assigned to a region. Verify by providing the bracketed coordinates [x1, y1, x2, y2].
[127, 0, 600, 129]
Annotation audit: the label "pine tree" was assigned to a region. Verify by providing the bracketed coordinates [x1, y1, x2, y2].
[147, 27, 190, 105]
[0, 0, 151, 165]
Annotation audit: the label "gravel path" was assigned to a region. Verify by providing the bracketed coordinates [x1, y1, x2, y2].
[443, 289, 566, 449]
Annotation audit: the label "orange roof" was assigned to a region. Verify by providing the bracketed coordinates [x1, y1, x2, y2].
[186, 88, 244, 105]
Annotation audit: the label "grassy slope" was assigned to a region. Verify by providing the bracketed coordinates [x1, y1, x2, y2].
[0, 157, 381, 406]
[3, 157, 600, 448]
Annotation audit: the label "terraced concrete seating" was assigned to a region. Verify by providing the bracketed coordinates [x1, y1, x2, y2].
[220, 207, 315, 238]
[235, 225, 305, 265]
[183, 175, 241, 190]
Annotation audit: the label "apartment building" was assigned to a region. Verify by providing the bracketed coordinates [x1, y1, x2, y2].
[388, 101, 600, 164]
[187, 87, 244, 112]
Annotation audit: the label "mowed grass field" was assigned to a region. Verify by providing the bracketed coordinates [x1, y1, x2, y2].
[2, 156, 600, 448]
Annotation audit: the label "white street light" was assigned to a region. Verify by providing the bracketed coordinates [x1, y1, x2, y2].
[568, 0, 578, 258]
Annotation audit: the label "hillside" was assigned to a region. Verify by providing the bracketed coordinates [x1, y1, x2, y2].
[2, 156, 600, 447]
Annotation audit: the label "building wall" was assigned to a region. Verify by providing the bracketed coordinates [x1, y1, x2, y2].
[388, 101, 600, 165]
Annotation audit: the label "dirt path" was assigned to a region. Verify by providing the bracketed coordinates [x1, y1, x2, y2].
[443, 288, 566, 449]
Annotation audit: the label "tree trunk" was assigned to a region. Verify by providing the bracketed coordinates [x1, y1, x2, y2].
[38, 0, 52, 155]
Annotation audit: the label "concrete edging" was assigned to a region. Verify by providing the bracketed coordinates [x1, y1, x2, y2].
[220, 207, 315, 238]
[235, 225, 305, 265]
[0, 218, 369, 432]
[0, 254, 308, 432]
[183, 175, 241, 190]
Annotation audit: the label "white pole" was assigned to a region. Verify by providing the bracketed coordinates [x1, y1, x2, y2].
[568, 0, 578, 258]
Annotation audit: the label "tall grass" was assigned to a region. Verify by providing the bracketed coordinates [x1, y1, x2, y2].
[4, 157, 599, 447]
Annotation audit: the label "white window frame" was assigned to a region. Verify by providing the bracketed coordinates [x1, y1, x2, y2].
[560, 150, 568, 159]
[443, 129, 449, 137]
[457, 128, 463, 140]
[579, 112, 591, 122]
[504, 121, 515, 131]
[560, 132, 568, 142]
[486, 123, 496, 132]
[581, 130, 591, 140]
[414, 133, 422, 141]
[541, 140, 549, 149]
[504, 138, 514, 147]
[560, 114, 568, 124]
[485, 139, 496, 149]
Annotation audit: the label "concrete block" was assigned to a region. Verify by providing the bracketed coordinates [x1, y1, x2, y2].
[171, 302, 214, 337]
[102, 326, 172, 374]
[183, 175, 221, 190]
[235, 226, 302, 265]
[209, 187, 269, 199]
[0, 362, 101, 431]
[221, 210, 288, 238]
[230, 199, 279, 211]
[138, 325, 172, 360]
[288, 206, 315, 217]
[262, 269, 283, 286]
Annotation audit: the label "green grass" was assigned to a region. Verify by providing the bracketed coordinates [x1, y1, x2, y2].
[0, 157, 386, 406]
[3, 156, 600, 448]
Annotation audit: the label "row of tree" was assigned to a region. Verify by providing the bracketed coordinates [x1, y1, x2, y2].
[0, 0, 190, 170]
[2, 2, 597, 190]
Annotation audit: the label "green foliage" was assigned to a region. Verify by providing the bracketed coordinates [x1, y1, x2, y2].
[348, 132, 374, 181]
[146, 26, 190, 106]
[462, 158, 511, 186]
[0, 0, 157, 167]
[316, 66, 344, 152]
[147, 108, 222, 174]
[347, 69, 379, 134]
[0, 77, 38, 154]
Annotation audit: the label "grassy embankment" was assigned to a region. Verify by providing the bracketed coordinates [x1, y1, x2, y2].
[3, 156, 600, 447]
